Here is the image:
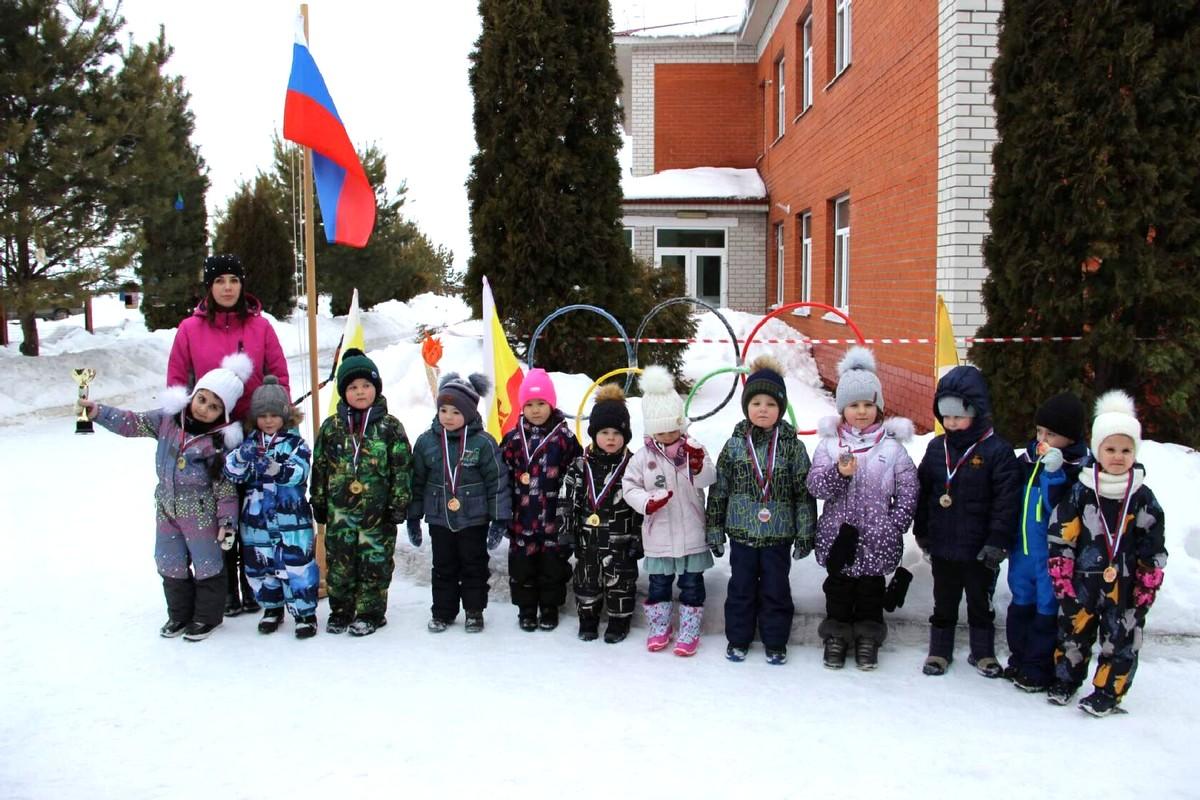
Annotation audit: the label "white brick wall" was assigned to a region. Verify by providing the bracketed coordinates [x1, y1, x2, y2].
[937, 0, 1001, 355]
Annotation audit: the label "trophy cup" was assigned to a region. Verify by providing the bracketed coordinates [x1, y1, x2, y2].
[71, 368, 97, 434]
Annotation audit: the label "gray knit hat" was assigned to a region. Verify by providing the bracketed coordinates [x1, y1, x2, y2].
[249, 375, 291, 420]
[437, 372, 492, 425]
[835, 347, 884, 413]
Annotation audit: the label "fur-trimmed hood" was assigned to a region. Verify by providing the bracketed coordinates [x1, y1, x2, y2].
[816, 415, 913, 443]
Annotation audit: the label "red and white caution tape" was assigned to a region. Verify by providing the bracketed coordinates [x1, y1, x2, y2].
[590, 336, 1086, 345]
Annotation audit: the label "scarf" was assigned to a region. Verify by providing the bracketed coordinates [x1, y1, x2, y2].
[1080, 464, 1145, 499]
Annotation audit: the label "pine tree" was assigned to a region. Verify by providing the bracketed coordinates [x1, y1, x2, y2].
[465, 0, 694, 373]
[974, 1, 1200, 447]
[213, 176, 295, 319]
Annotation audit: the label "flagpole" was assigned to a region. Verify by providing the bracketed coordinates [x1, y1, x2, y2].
[300, 3, 326, 593]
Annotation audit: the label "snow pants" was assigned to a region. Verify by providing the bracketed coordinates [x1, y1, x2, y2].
[573, 538, 639, 622]
[929, 557, 999, 660]
[823, 573, 886, 625]
[163, 573, 226, 626]
[324, 519, 397, 624]
[155, 496, 224, 581]
[725, 540, 794, 649]
[1054, 573, 1147, 699]
[242, 525, 319, 618]
[430, 525, 490, 621]
[509, 546, 571, 614]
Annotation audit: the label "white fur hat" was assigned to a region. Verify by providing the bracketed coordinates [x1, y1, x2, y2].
[639, 365, 687, 435]
[192, 352, 253, 423]
[1091, 390, 1141, 457]
[835, 347, 884, 414]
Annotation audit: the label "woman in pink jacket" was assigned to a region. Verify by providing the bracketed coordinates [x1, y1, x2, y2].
[167, 254, 290, 615]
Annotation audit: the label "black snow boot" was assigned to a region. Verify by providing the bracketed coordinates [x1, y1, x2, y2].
[818, 619, 854, 670]
[258, 608, 285, 634]
[603, 616, 631, 644]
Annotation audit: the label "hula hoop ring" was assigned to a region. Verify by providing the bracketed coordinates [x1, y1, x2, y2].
[528, 304, 636, 419]
[684, 365, 799, 431]
[739, 302, 866, 383]
[574, 367, 644, 442]
[634, 296, 741, 422]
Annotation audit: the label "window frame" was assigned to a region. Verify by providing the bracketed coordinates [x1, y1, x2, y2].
[800, 212, 812, 303]
[775, 55, 787, 140]
[832, 196, 850, 311]
[802, 16, 813, 112]
[774, 221, 786, 306]
[835, 0, 853, 76]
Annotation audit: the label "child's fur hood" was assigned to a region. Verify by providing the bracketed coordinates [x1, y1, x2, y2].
[160, 384, 244, 449]
[817, 414, 914, 443]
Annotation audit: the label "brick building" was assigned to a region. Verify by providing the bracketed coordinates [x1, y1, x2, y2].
[616, 0, 1002, 428]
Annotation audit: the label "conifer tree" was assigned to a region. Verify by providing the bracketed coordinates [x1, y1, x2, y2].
[974, 1, 1200, 447]
[213, 176, 295, 319]
[465, 0, 694, 373]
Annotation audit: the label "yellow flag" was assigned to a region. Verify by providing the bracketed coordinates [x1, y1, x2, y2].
[482, 276, 525, 441]
[326, 288, 365, 418]
[933, 294, 959, 435]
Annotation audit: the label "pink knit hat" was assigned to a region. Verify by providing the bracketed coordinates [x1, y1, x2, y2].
[518, 368, 557, 410]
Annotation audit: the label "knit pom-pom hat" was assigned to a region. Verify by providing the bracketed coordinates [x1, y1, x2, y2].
[336, 348, 382, 400]
[192, 352, 253, 424]
[639, 365, 687, 435]
[1091, 389, 1141, 457]
[835, 346, 884, 414]
[588, 382, 632, 443]
[741, 355, 787, 417]
[437, 372, 492, 425]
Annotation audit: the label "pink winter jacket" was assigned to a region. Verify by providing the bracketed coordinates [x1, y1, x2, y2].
[621, 435, 716, 559]
[167, 295, 289, 422]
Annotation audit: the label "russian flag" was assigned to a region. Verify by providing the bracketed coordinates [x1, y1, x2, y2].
[283, 23, 375, 247]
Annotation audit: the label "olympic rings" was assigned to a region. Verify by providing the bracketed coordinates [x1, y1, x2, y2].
[684, 365, 799, 431]
[528, 304, 636, 419]
[634, 296, 741, 422]
[739, 302, 866, 383]
[574, 367, 644, 442]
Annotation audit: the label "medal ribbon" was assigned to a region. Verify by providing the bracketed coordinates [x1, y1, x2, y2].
[943, 428, 993, 493]
[442, 426, 467, 497]
[837, 425, 886, 455]
[1093, 465, 1134, 565]
[177, 413, 221, 462]
[347, 408, 373, 471]
[520, 419, 565, 471]
[257, 430, 279, 454]
[585, 453, 630, 513]
[745, 426, 780, 502]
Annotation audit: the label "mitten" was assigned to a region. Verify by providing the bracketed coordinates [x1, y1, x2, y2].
[486, 520, 507, 550]
[1040, 446, 1064, 473]
[1133, 562, 1164, 608]
[217, 524, 236, 551]
[406, 518, 423, 548]
[792, 536, 814, 561]
[1047, 556, 1075, 600]
[881, 566, 914, 612]
[644, 491, 673, 515]
[311, 505, 328, 526]
[826, 522, 859, 574]
[976, 544, 1007, 571]
[389, 507, 407, 525]
[709, 536, 725, 558]
[681, 440, 705, 476]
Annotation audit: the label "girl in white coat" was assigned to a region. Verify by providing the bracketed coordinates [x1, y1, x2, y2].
[621, 366, 716, 655]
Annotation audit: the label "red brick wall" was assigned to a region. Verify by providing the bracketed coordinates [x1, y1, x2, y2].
[654, 64, 760, 171]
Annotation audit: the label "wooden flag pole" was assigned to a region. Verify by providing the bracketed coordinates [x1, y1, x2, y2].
[300, 3, 327, 593]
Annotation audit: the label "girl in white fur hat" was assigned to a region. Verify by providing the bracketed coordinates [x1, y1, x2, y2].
[80, 353, 253, 642]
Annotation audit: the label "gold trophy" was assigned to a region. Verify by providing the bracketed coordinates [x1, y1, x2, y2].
[71, 368, 97, 434]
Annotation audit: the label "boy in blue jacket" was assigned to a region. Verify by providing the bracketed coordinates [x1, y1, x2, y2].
[1004, 392, 1088, 691]
[914, 366, 1020, 677]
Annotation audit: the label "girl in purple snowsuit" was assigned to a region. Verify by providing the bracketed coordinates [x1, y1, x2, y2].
[82, 353, 252, 642]
[807, 348, 918, 670]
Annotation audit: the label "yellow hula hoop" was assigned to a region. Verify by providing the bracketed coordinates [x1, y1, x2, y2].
[685, 365, 799, 430]
[575, 367, 644, 442]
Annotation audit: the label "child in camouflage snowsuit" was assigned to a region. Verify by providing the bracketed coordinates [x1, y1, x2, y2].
[500, 368, 582, 631]
[1045, 390, 1167, 717]
[224, 376, 319, 639]
[84, 353, 252, 642]
[557, 383, 643, 644]
[310, 349, 412, 637]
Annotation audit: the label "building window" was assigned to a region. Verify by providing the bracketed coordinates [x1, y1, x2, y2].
[623, 227, 634, 251]
[832, 196, 850, 310]
[775, 56, 786, 139]
[801, 16, 813, 112]
[775, 222, 785, 305]
[800, 212, 812, 303]
[835, 0, 853, 75]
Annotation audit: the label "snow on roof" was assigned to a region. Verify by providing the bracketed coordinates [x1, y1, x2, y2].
[622, 167, 766, 201]
[612, 0, 745, 38]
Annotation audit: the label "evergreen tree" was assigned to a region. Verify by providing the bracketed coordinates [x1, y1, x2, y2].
[465, 0, 694, 373]
[974, 0, 1200, 447]
[213, 176, 295, 319]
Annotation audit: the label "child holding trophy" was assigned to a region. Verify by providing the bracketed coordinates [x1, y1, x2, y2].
[80, 353, 253, 641]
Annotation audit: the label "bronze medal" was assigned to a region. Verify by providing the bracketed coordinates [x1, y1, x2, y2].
[586, 513, 601, 527]
[447, 496, 461, 512]
[757, 507, 772, 523]
[939, 493, 953, 509]
[1103, 565, 1118, 583]
[176, 456, 187, 470]
[349, 480, 364, 495]
[520, 472, 531, 486]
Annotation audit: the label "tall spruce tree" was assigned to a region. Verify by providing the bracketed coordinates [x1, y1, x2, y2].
[465, 0, 694, 372]
[975, 1, 1200, 447]
[213, 176, 295, 319]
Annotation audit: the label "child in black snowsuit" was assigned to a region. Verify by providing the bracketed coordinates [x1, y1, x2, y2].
[1045, 390, 1167, 716]
[557, 383, 643, 643]
[914, 365, 1020, 678]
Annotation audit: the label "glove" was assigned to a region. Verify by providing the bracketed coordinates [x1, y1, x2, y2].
[881, 566, 914, 612]
[1047, 556, 1075, 600]
[709, 537, 725, 558]
[644, 491, 673, 515]
[311, 505, 328, 526]
[217, 525, 236, 551]
[681, 440, 705, 476]
[406, 518, 422, 548]
[486, 520, 507, 550]
[976, 544, 1007, 571]
[792, 536, 814, 561]
[1133, 562, 1164, 608]
[826, 522, 859, 574]
[1040, 446, 1064, 473]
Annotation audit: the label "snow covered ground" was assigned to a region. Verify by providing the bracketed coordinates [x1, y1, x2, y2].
[2, 295, 1198, 798]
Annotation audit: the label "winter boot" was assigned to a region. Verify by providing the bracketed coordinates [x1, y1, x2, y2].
[294, 615, 317, 639]
[159, 619, 189, 638]
[348, 617, 387, 637]
[726, 643, 749, 662]
[1046, 681, 1078, 706]
[818, 619, 854, 670]
[673, 604, 703, 656]
[924, 625, 955, 675]
[968, 625, 1002, 678]
[327, 614, 351, 635]
[604, 616, 631, 644]
[257, 608, 285, 634]
[518, 608, 538, 632]
[538, 606, 559, 631]
[1078, 689, 1123, 717]
[182, 621, 219, 641]
[427, 617, 451, 633]
[465, 611, 485, 633]
[1013, 671, 1049, 693]
[854, 621, 887, 671]
[764, 647, 788, 665]
[644, 600, 674, 652]
[578, 615, 600, 641]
